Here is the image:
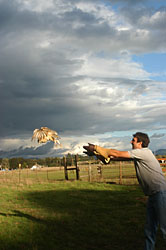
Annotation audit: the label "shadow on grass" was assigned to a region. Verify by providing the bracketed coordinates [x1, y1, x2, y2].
[0, 185, 165, 250]
[0, 210, 44, 223]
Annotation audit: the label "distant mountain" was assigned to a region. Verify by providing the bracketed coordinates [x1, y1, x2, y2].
[1, 145, 166, 159]
[155, 149, 166, 155]
[0, 142, 65, 159]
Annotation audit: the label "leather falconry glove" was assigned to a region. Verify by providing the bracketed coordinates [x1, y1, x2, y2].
[83, 144, 111, 164]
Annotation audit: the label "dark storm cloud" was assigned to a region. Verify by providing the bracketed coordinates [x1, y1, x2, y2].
[69, 0, 147, 4]
[0, 0, 41, 33]
[0, 0, 111, 37]
[151, 133, 165, 139]
[120, 5, 166, 29]
[0, 141, 63, 158]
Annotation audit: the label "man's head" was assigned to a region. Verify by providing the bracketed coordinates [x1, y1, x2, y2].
[131, 132, 150, 149]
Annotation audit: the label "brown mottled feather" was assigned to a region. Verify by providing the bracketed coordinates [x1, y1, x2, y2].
[32, 127, 61, 146]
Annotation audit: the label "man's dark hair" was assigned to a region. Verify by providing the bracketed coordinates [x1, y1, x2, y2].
[133, 132, 150, 148]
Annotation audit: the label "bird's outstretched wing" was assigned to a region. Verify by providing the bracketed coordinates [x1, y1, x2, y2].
[32, 127, 61, 146]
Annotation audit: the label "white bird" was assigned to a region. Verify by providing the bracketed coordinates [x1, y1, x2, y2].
[32, 127, 61, 146]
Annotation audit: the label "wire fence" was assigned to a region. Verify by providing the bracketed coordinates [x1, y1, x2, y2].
[0, 158, 165, 185]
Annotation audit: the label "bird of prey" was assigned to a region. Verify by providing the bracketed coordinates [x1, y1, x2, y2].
[32, 127, 61, 146]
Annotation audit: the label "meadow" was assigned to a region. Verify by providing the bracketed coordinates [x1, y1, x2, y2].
[0, 181, 165, 250]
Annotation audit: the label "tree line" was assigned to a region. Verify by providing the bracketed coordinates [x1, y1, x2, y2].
[0, 154, 92, 170]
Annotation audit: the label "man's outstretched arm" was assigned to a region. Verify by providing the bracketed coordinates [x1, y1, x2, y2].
[83, 144, 131, 161]
[105, 148, 131, 158]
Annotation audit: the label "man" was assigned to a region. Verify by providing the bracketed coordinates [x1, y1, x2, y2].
[83, 132, 166, 250]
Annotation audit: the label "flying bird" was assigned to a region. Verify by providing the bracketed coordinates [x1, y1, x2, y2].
[32, 127, 61, 146]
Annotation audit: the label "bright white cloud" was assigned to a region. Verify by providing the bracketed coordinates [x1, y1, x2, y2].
[75, 54, 150, 79]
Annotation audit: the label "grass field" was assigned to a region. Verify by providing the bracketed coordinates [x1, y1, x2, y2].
[0, 181, 165, 250]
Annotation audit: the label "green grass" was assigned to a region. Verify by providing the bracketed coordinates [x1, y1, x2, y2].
[0, 181, 165, 250]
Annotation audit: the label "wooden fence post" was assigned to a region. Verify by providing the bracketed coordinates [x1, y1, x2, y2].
[75, 155, 80, 180]
[19, 163, 21, 184]
[26, 166, 29, 178]
[119, 161, 122, 184]
[97, 165, 102, 181]
[88, 159, 92, 182]
[47, 169, 49, 181]
[63, 156, 68, 180]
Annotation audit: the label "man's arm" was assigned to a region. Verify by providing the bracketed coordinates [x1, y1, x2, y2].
[106, 149, 131, 158]
[110, 157, 133, 161]
[83, 144, 131, 162]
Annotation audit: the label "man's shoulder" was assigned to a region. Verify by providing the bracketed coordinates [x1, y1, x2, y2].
[128, 148, 152, 158]
[129, 148, 150, 152]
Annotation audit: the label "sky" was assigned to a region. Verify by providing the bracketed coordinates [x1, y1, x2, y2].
[0, 0, 166, 158]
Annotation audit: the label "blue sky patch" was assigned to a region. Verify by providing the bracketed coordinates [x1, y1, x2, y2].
[132, 53, 166, 81]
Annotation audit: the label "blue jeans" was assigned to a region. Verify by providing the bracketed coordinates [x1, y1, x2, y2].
[144, 191, 166, 250]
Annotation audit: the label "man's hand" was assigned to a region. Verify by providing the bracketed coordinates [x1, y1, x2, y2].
[83, 143, 111, 164]
[83, 143, 95, 153]
[83, 143, 96, 157]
